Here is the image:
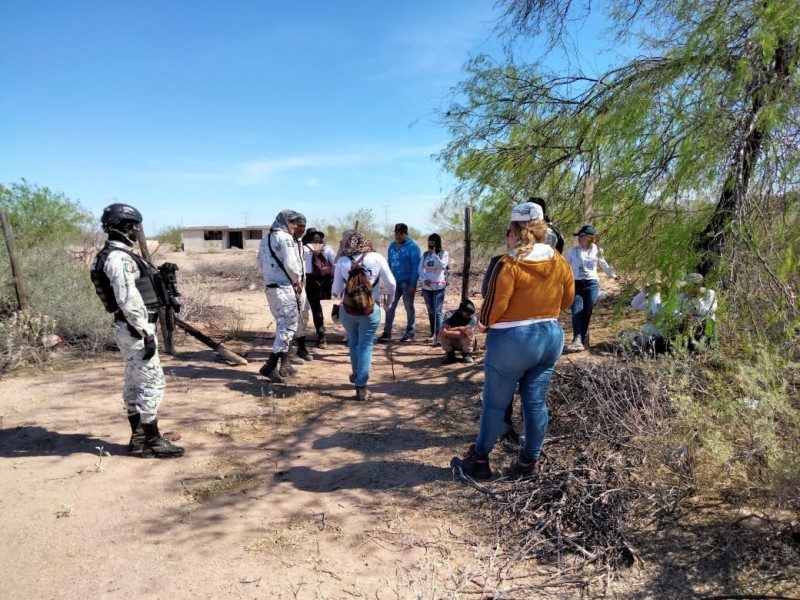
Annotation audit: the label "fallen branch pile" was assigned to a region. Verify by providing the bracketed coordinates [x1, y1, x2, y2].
[470, 360, 683, 569]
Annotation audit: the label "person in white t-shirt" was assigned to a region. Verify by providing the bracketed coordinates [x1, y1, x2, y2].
[418, 233, 449, 345]
[564, 225, 620, 352]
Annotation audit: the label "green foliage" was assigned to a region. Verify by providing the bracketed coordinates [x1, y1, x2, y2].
[0, 182, 112, 371]
[154, 224, 183, 250]
[662, 349, 799, 503]
[0, 240, 111, 352]
[439, 0, 800, 348]
[0, 179, 93, 249]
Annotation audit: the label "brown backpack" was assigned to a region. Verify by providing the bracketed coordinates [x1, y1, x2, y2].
[342, 255, 378, 316]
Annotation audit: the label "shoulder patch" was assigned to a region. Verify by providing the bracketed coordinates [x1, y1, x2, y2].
[123, 260, 138, 274]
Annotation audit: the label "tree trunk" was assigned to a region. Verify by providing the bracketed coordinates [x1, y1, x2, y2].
[695, 39, 794, 278]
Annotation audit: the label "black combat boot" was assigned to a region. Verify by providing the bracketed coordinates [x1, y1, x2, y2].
[316, 328, 327, 349]
[296, 336, 313, 361]
[127, 413, 146, 455]
[278, 352, 295, 378]
[141, 420, 184, 459]
[259, 352, 284, 383]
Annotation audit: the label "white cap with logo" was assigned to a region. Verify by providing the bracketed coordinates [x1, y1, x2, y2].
[510, 201, 544, 222]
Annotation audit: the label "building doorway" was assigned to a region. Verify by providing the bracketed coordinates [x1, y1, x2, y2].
[229, 231, 243, 249]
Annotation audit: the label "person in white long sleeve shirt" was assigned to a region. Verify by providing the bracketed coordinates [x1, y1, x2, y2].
[676, 273, 717, 350]
[418, 233, 449, 345]
[332, 231, 396, 401]
[257, 209, 305, 382]
[564, 225, 620, 352]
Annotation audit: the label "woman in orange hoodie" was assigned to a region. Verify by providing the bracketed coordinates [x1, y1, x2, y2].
[452, 201, 574, 479]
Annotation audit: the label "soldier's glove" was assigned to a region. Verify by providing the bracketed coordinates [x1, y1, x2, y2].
[142, 334, 157, 361]
[159, 262, 179, 272]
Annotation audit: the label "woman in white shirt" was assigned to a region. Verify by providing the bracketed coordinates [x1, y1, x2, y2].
[564, 225, 619, 352]
[332, 232, 396, 401]
[418, 233, 449, 345]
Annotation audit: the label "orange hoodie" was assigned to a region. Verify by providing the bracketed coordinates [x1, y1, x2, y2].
[480, 248, 575, 327]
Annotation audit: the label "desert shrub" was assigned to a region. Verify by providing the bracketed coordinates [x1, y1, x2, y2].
[0, 241, 112, 354]
[154, 224, 183, 251]
[191, 259, 262, 290]
[0, 311, 59, 376]
[662, 348, 800, 506]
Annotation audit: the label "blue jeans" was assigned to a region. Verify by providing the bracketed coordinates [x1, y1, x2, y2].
[340, 303, 382, 387]
[475, 321, 564, 460]
[383, 280, 416, 336]
[421, 288, 445, 334]
[571, 279, 599, 342]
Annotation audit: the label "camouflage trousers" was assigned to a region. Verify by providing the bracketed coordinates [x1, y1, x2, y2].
[266, 286, 299, 353]
[113, 321, 165, 424]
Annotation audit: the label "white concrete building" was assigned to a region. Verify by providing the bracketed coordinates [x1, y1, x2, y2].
[181, 226, 269, 252]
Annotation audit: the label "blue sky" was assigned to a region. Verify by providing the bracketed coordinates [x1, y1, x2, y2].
[1, 2, 628, 236]
[0, 1, 510, 234]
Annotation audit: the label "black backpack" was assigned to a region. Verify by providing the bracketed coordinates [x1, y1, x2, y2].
[311, 250, 333, 278]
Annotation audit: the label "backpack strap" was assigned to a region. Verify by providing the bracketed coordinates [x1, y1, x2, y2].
[350, 253, 380, 288]
[267, 231, 294, 285]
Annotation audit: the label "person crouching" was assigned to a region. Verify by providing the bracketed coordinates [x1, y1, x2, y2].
[439, 299, 478, 364]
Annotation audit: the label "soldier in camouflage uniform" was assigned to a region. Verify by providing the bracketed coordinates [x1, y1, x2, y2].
[257, 209, 306, 382]
[90, 203, 184, 458]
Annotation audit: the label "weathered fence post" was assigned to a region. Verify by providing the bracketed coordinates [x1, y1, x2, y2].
[0, 211, 30, 311]
[461, 206, 472, 302]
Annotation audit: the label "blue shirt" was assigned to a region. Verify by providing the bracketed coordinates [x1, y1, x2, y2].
[387, 238, 421, 287]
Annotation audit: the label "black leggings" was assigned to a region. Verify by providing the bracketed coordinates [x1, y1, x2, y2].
[305, 276, 328, 332]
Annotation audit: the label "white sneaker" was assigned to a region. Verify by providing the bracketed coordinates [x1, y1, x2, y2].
[567, 338, 585, 352]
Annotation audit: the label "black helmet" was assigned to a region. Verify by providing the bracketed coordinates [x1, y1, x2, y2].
[101, 203, 142, 228]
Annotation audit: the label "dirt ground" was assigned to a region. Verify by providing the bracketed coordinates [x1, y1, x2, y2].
[1, 249, 776, 599]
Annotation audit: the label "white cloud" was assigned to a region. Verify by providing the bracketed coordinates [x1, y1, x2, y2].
[232, 145, 441, 184]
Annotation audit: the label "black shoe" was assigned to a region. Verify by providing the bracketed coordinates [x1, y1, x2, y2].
[452, 444, 491, 479]
[127, 413, 145, 454]
[400, 332, 415, 342]
[296, 337, 313, 361]
[443, 352, 457, 364]
[349, 372, 356, 384]
[278, 352, 296, 378]
[317, 336, 328, 349]
[259, 353, 284, 383]
[142, 421, 184, 459]
[378, 332, 391, 343]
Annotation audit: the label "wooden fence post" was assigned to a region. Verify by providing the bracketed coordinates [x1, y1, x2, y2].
[0, 211, 30, 311]
[461, 206, 472, 302]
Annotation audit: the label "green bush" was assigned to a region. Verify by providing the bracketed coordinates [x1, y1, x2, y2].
[660, 348, 799, 505]
[0, 241, 112, 353]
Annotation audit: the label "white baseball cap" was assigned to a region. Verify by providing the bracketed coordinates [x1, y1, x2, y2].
[510, 201, 544, 222]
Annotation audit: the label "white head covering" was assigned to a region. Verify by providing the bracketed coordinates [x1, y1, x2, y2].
[510, 201, 545, 222]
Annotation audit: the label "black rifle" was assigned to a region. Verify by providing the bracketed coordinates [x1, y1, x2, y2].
[156, 262, 182, 354]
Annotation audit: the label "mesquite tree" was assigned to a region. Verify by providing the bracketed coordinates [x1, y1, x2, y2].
[439, 0, 800, 296]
